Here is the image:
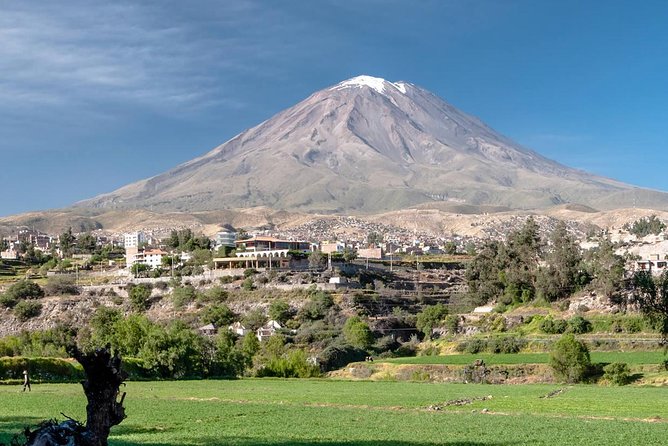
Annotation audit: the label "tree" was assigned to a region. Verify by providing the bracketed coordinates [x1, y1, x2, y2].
[1, 280, 44, 307]
[624, 215, 666, 237]
[465, 241, 505, 306]
[444, 241, 457, 255]
[201, 304, 235, 328]
[209, 331, 246, 377]
[127, 283, 152, 312]
[130, 263, 150, 277]
[268, 299, 292, 324]
[536, 222, 583, 301]
[308, 251, 326, 269]
[59, 227, 76, 258]
[343, 316, 374, 350]
[367, 231, 383, 246]
[343, 248, 357, 263]
[549, 333, 591, 383]
[632, 270, 668, 344]
[241, 332, 260, 359]
[416, 303, 449, 339]
[242, 309, 266, 331]
[77, 233, 98, 254]
[138, 321, 206, 378]
[585, 237, 625, 299]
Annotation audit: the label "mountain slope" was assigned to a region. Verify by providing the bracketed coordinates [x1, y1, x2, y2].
[78, 75, 668, 213]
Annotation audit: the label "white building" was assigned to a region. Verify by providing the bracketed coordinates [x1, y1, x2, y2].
[124, 232, 146, 249]
[143, 249, 167, 270]
[216, 229, 237, 248]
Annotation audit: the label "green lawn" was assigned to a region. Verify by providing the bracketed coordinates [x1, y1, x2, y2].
[382, 351, 667, 365]
[1, 379, 668, 445]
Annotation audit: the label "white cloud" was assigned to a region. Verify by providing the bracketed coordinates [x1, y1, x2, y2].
[0, 1, 284, 115]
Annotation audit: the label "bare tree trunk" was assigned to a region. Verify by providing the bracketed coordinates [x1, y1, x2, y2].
[67, 345, 127, 446]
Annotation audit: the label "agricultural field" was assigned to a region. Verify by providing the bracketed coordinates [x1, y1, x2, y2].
[382, 351, 667, 366]
[1, 379, 668, 445]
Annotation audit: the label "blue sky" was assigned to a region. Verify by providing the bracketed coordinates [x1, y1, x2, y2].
[2, 0, 668, 216]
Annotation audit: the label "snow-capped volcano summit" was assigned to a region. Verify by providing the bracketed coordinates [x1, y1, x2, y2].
[332, 75, 409, 95]
[78, 76, 668, 213]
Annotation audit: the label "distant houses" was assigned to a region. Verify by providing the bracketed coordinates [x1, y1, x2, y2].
[198, 320, 284, 341]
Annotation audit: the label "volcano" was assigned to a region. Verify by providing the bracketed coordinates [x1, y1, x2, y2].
[78, 75, 668, 213]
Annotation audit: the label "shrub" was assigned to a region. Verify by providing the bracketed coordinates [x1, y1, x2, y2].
[5, 280, 44, 301]
[127, 283, 152, 312]
[255, 349, 320, 378]
[456, 338, 487, 354]
[603, 362, 632, 385]
[201, 304, 235, 328]
[241, 277, 255, 291]
[549, 334, 591, 383]
[318, 342, 367, 371]
[488, 335, 526, 354]
[244, 268, 258, 278]
[443, 314, 460, 334]
[44, 276, 80, 295]
[415, 304, 448, 339]
[343, 316, 374, 350]
[0, 293, 19, 309]
[567, 315, 592, 334]
[13, 301, 43, 321]
[202, 286, 228, 303]
[0, 357, 84, 382]
[171, 285, 198, 308]
[540, 317, 567, 334]
[622, 316, 645, 333]
[298, 291, 334, 321]
[268, 299, 291, 324]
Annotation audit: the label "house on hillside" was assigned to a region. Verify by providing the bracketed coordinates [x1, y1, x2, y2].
[228, 322, 250, 336]
[198, 323, 217, 336]
[256, 320, 282, 341]
[635, 254, 668, 276]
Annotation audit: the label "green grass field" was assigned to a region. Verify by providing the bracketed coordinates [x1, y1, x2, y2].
[382, 351, 667, 365]
[2, 379, 668, 445]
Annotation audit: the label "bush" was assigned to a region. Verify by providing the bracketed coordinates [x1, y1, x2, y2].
[488, 335, 526, 354]
[456, 338, 487, 354]
[0, 357, 84, 382]
[201, 304, 235, 328]
[171, 285, 198, 308]
[241, 277, 255, 291]
[255, 349, 320, 378]
[0, 293, 19, 309]
[567, 315, 592, 334]
[127, 283, 152, 312]
[415, 304, 448, 339]
[202, 286, 228, 303]
[343, 316, 374, 350]
[4, 280, 44, 301]
[603, 362, 632, 385]
[244, 268, 258, 278]
[539, 317, 567, 334]
[268, 299, 292, 324]
[318, 342, 367, 371]
[14, 301, 43, 321]
[44, 276, 80, 295]
[549, 334, 591, 383]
